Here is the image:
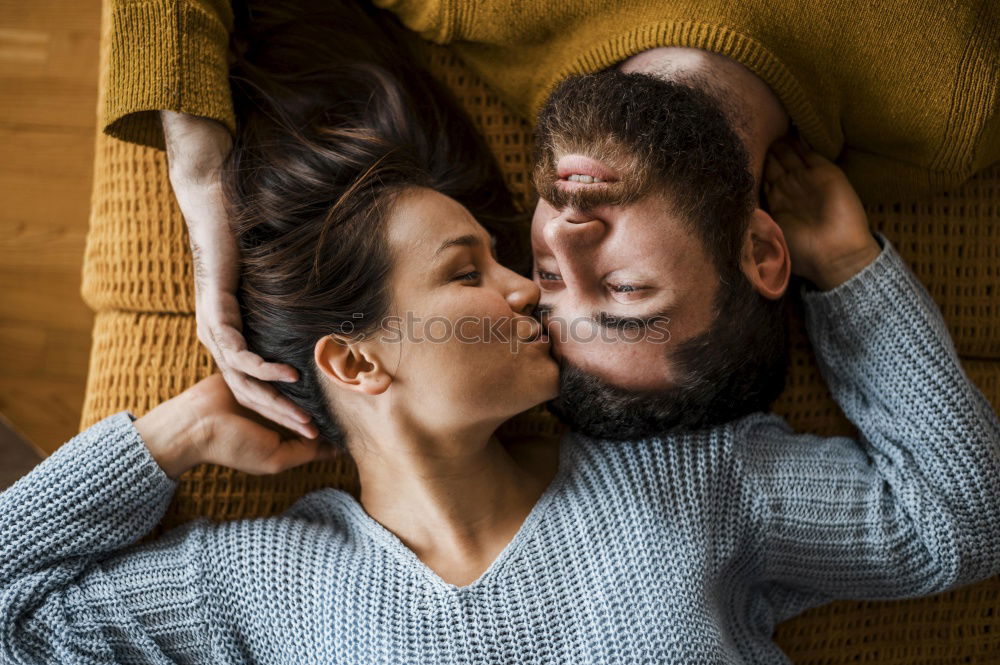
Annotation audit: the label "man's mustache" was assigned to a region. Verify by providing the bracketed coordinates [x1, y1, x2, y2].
[532, 151, 651, 212]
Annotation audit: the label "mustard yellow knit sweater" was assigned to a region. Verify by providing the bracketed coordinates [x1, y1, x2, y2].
[104, 0, 998, 203]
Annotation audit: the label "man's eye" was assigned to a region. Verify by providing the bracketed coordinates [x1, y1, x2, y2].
[536, 270, 562, 281]
[608, 283, 639, 293]
[453, 270, 481, 283]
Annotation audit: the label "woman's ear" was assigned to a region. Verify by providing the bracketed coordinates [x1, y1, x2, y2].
[314, 334, 392, 396]
[741, 208, 791, 300]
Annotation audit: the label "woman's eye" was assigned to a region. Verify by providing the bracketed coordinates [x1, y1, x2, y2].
[609, 283, 639, 293]
[536, 270, 562, 281]
[453, 270, 481, 283]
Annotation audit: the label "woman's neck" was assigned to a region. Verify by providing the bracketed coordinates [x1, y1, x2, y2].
[346, 416, 559, 571]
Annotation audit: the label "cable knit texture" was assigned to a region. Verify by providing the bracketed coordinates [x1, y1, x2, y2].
[4, 235, 999, 663]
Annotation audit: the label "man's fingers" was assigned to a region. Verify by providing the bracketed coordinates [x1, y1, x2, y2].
[764, 153, 785, 182]
[232, 349, 300, 383]
[209, 323, 247, 358]
[235, 372, 312, 424]
[209, 323, 299, 383]
[790, 135, 829, 168]
[233, 374, 318, 438]
[770, 141, 804, 172]
[204, 329, 317, 438]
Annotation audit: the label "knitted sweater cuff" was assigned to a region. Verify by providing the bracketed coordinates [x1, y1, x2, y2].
[103, 0, 236, 150]
[799, 231, 907, 332]
[14, 411, 176, 540]
[371, 0, 452, 44]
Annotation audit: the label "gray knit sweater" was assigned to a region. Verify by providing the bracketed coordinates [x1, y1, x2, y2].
[2, 234, 998, 664]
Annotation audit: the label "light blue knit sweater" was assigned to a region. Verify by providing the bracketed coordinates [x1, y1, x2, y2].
[2, 234, 999, 664]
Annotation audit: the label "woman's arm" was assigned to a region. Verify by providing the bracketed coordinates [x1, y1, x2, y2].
[736, 140, 1000, 606]
[0, 397, 214, 662]
[0, 376, 337, 663]
[739, 234, 1000, 604]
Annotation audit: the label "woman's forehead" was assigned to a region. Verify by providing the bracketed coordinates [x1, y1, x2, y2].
[386, 188, 485, 256]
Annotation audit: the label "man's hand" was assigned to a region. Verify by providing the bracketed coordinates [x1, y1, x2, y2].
[160, 111, 318, 440]
[763, 137, 881, 290]
[136, 374, 340, 480]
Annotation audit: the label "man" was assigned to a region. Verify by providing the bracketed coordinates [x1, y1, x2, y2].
[361, 0, 998, 438]
[103, 0, 998, 439]
[528, 64, 793, 438]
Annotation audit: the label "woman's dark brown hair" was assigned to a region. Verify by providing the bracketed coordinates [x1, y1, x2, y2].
[224, 0, 526, 451]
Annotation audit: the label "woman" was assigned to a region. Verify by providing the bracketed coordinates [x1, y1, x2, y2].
[161, 0, 530, 443]
[2, 1, 576, 660]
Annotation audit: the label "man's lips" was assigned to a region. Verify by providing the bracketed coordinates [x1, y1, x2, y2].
[556, 154, 620, 183]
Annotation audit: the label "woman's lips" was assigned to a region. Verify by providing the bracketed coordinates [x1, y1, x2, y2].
[517, 316, 550, 345]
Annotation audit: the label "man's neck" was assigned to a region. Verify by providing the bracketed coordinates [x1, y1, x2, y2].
[618, 47, 790, 192]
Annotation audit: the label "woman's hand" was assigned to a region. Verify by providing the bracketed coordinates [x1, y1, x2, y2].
[161, 111, 319, 440]
[137, 374, 340, 480]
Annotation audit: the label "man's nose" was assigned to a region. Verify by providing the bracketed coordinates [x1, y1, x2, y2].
[541, 213, 604, 287]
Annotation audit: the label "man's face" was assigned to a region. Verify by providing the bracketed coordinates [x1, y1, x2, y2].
[530, 170, 720, 391]
[527, 67, 771, 427]
[526, 69, 790, 438]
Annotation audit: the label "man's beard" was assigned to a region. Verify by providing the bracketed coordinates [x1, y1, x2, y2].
[547, 274, 789, 440]
[532, 69, 789, 440]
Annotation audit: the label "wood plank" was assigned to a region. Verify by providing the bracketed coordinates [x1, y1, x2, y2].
[0, 322, 91, 382]
[0, 217, 92, 273]
[0, 126, 95, 227]
[0, 0, 100, 451]
[0, 409, 45, 489]
[0, 267, 94, 331]
[0, 1, 101, 32]
[0, 77, 99, 128]
[0, 377, 87, 455]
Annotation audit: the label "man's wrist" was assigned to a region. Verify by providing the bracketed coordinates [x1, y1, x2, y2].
[133, 390, 208, 480]
[161, 110, 233, 186]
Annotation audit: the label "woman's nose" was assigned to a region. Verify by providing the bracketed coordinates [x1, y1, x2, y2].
[506, 272, 541, 315]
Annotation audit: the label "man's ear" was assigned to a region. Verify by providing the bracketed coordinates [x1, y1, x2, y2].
[741, 208, 791, 300]
[314, 334, 392, 396]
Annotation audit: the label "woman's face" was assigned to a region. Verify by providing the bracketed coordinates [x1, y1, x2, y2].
[369, 187, 558, 431]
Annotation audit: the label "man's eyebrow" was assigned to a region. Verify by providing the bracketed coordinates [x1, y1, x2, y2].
[593, 308, 674, 331]
[534, 303, 554, 318]
[435, 234, 481, 256]
[533, 303, 674, 331]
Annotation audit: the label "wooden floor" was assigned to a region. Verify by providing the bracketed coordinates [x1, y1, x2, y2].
[0, 1, 101, 455]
